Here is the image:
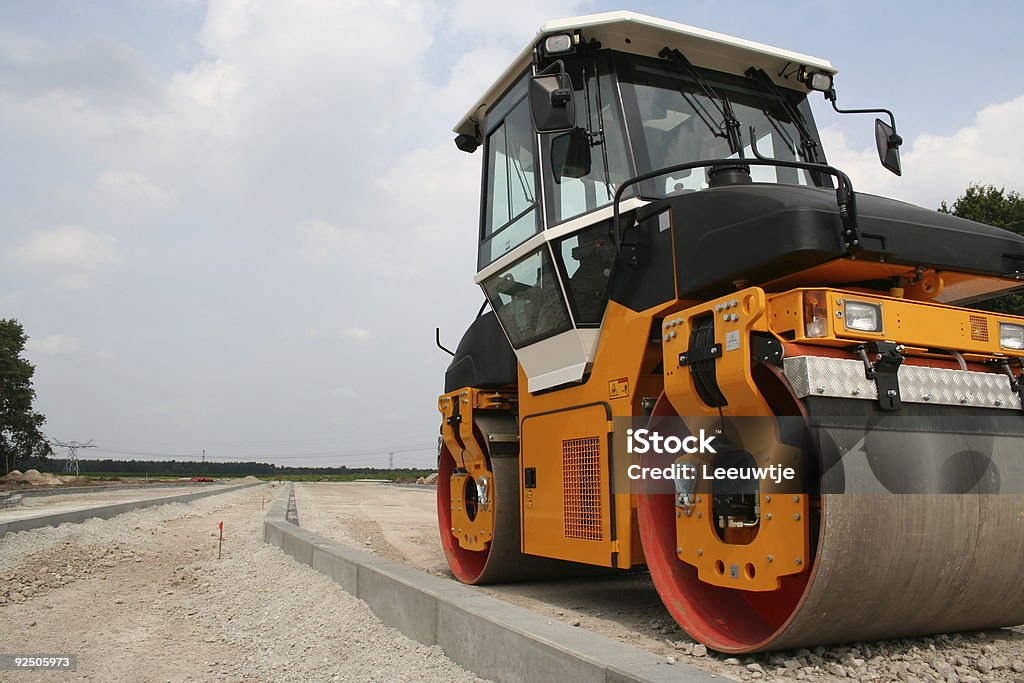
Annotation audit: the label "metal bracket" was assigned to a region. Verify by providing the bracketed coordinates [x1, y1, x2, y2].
[641, 396, 658, 417]
[750, 334, 784, 366]
[988, 358, 1024, 411]
[853, 341, 904, 411]
[679, 344, 721, 367]
[445, 401, 462, 426]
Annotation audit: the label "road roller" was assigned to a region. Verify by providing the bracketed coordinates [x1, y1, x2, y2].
[436, 11, 1024, 652]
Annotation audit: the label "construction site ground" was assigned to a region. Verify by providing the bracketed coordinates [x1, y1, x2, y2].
[0, 483, 232, 524]
[0, 484, 480, 682]
[294, 482, 1024, 683]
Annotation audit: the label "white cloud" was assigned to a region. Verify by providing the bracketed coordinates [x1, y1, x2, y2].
[368, 144, 479, 279]
[0, 28, 46, 64]
[11, 225, 121, 269]
[296, 219, 364, 263]
[51, 273, 93, 291]
[338, 327, 372, 343]
[822, 94, 1024, 208]
[135, 392, 212, 427]
[444, 0, 588, 42]
[332, 386, 357, 399]
[96, 169, 174, 207]
[27, 334, 80, 355]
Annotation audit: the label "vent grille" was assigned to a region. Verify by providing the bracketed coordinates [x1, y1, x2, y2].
[970, 315, 990, 342]
[562, 436, 603, 541]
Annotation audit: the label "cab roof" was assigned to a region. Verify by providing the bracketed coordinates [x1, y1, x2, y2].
[453, 11, 836, 136]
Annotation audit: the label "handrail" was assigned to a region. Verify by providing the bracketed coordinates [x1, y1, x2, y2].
[611, 155, 860, 258]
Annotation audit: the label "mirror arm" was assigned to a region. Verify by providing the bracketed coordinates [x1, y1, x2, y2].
[537, 59, 571, 106]
[827, 90, 901, 140]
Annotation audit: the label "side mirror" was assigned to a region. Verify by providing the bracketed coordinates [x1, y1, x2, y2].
[875, 118, 903, 176]
[529, 62, 576, 133]
[828, 89, 904, 177]
[550, 128, 591, 182]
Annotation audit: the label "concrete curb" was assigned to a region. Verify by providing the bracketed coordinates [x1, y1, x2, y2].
[0, 481, 263, 538]
[264, 484, 728, 683]
[7, 480, 240, 500]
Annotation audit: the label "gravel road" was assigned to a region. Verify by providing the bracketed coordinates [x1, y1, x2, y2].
[295, 481, 1024, 683]
[0, 484, 481, 682]
[0, 483, 227, 524]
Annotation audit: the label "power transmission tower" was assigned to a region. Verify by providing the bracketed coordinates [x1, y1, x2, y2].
[388, 452, 394, 469]
[51, 439, 95, 476]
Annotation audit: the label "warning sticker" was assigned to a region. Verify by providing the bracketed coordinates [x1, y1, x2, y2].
[609, 377, 630, 400]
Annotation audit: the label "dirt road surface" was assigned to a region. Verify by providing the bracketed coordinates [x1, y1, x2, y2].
[295, 482, 1024, 683]
[0, 484, 481, 682]
[0, 484, 229, 524]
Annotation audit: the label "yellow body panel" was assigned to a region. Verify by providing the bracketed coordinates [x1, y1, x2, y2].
[661, 288, 809, 589]
[517, 300, 672, 569]
[521, 404, 614, 565]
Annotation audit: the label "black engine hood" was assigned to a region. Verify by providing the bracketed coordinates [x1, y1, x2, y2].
[661, 183, 1024, 298]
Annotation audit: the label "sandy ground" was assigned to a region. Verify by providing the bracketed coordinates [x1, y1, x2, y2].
[0, 484, 481, 682]
[0, 483, 228, 523]
[295, 482, 1024, 683]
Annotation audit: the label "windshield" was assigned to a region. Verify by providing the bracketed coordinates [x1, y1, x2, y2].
[616, 54, 826, 196]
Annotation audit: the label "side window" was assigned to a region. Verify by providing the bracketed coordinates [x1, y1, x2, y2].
[481, 247, 572, 349]
[557, 222, 616, 326]
[480, 96, 539, 268]
[544, 53, 633, 225]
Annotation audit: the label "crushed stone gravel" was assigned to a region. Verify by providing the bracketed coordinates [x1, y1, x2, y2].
[0, 484, 483, 682]
[295, 482, 1024, 683]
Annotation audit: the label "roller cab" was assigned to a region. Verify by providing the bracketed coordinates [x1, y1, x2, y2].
[436, 11, 1024, 652]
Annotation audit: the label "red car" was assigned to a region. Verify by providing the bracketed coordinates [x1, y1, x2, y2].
[191, 476, 214, 482]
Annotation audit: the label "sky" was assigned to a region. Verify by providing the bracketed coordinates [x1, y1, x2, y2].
[3, 1, 1024, 469]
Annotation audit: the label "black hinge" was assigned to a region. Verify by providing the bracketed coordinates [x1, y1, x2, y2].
[853, 341, 904, 411]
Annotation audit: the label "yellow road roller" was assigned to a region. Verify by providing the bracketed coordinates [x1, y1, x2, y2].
[436, 11, 1024, 652]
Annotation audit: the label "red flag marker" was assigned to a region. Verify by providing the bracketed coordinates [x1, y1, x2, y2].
[218, 521, 224, 559]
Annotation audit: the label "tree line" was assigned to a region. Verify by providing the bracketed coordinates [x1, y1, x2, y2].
[14, 456, 432, 478]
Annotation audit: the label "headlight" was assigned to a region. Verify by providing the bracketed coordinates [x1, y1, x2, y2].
[808, 72, 833, 92]
[844, 300, 883, 333]
[800, 68, 834, 92]
[1000, 323, 1024, 350]
[543, 33, 573, 54]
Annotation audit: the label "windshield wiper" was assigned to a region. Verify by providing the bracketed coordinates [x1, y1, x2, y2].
[744, 67, 820, 163]
[659, 47, 743, 156]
